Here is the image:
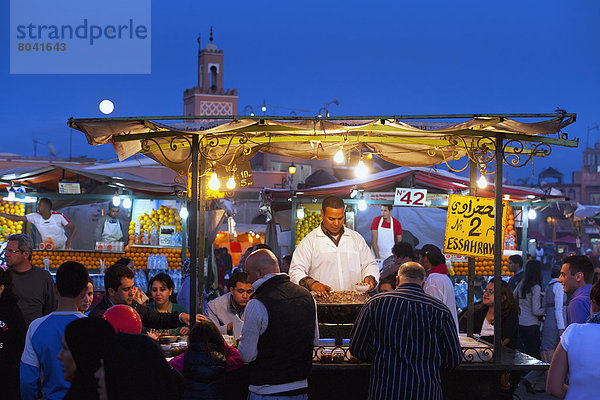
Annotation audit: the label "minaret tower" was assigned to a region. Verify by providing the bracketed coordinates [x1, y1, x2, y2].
[183, 27, 238, 116]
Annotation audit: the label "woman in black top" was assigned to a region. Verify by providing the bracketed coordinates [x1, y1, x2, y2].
[473, 278, 519, 349]
[0, 268, 27, 400]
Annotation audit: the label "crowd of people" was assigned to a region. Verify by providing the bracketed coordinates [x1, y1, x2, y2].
[2, 194, 600, 399]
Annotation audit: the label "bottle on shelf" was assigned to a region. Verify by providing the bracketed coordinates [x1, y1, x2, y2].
[134, 220, 141, 244]
[143, 230, 149, 245]
[150, 223, 159, 246]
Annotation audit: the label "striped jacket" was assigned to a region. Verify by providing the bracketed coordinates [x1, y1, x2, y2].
[350, 283, 462, 400]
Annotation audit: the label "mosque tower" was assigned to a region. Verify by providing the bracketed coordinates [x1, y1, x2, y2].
[183, 27, 238, 116]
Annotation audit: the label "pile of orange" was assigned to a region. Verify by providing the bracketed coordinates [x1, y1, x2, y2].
[452, 256, 513, 276]
[125, 246, 187, 269]
[504, 207, 517, 250]
[128, 205, 183, 244]
[32, 246, 189, 270]
[0, 200, 24, 241]
[31, 250, 122, 270]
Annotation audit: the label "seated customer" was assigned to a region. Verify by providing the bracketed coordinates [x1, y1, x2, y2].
[168, 320, 243, 400]
[95, 333, 184, 400]
[461, 278, 519, 349]
[378, 275, 397, 292]
[380, 241, 415, 281]
[143, 273, 189, 337]
[205, 270, 253, 335]
[89, 263, 201, 329]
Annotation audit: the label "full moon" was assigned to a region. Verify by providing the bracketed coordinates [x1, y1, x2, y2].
[99, 100, 114, 115]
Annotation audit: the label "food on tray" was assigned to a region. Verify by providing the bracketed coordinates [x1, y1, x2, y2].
[314, 290, 369, 304]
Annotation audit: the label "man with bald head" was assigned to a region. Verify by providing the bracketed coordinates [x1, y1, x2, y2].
[351, 262, 462, 400]
[238, 249, 317, 400]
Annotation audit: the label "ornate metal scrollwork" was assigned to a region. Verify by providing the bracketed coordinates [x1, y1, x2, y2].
[502, 140, 551, 168]
[140, 134, 193, 166]
[174, 169, 187, 199]
[200, 133, 253, 164]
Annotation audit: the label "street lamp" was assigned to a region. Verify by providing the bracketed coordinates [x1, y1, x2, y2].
[244, 105, 255, 116]
[324, 99, 339, 117]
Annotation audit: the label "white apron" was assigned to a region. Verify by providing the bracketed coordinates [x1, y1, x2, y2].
[101, 219, 123, 242]
[377, 217, 395, 259]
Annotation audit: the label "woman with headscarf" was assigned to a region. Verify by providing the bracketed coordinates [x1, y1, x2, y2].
[0, 267, 27, 399]
[94, 333, 184, 400]
[58, 317, 115, 400]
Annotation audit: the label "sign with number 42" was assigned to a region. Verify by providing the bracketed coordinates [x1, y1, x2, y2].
[394, 188, 427, 207]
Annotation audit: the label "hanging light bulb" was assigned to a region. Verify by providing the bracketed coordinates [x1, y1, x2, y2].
[334, 147, 344, 164]
[527, 208, 537, 220]
[226, 174, 236, 190]
[208, 172, 221, 191]
[288, 162, 297, 175]
[112, 195, 121, 207]
[7, 189, 16, 201]
[297, 206, 305, 220]
[179, 206, 188, 219]
[477, 175, 488, 189]
[358, 199, 367, 211]
[122, 197, 132, 209]
[355, 157, 369, 178]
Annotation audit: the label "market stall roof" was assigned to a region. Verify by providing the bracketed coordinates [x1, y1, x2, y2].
[68, 114, 577, 173]
[0, 165, 183, 195]
[265, 166, 562, 201]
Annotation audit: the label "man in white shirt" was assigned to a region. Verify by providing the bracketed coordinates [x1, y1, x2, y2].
[289, 196, 379, 297]
[0, 198, 76, 249]
[238, 249, 318, 400]
[418, 244, 459, 331]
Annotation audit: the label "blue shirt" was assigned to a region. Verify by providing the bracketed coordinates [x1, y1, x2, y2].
[567, 285, 592, 326]
[20, 311, 86, 400]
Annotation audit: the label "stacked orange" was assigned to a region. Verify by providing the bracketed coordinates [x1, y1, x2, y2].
[452, 256, 512, 276]
[504, 207, 517, 250]
[0, 200, 25, 241]
[31, 250, 122, 269]
[127, 206, 183, 245]
[31, 247, 186, 270]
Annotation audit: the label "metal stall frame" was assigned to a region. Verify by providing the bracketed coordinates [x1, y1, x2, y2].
[70, 112, 577, 361]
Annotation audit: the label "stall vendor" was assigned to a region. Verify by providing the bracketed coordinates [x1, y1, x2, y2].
[0, 198, 75, 249]
[94, 203, 127, 243]
[370, 205, 402, 259]
[289, 195, 379, 296]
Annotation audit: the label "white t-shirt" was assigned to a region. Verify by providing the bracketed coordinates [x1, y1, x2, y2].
[26, 212, 69, 249]
[561, 322, 600, 400]
[289, 226, 380, 291]
[424, 273, 459, 332]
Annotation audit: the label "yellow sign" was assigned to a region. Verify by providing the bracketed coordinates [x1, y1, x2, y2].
[444, 195, 507, 258]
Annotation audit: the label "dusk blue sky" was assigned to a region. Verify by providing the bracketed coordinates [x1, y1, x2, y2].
[2, 0, 599, 184]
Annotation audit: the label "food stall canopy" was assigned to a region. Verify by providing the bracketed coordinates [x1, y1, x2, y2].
[69, 116, 575, 173]
[569, 203, 600, 221]
[0, 165, 183, 195]
[266, 166, 563, 201]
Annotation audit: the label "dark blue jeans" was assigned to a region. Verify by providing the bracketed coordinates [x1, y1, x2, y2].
[518, 324, 541, 359]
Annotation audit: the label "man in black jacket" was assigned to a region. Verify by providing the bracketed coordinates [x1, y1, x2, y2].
[238, 249, 317, 400]
[89, 263, 199, 328]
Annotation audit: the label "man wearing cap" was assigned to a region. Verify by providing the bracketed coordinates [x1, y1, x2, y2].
[290, 196, 379, 296]
[418, 244, 459, 331]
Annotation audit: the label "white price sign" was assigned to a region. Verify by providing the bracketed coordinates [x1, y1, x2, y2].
[394, 188, 428, 207]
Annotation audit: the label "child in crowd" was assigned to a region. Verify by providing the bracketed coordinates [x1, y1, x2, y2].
[168, 320, 243, 400]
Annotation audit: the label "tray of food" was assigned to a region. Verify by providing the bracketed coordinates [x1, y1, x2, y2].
[314, 290, 369, 324]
